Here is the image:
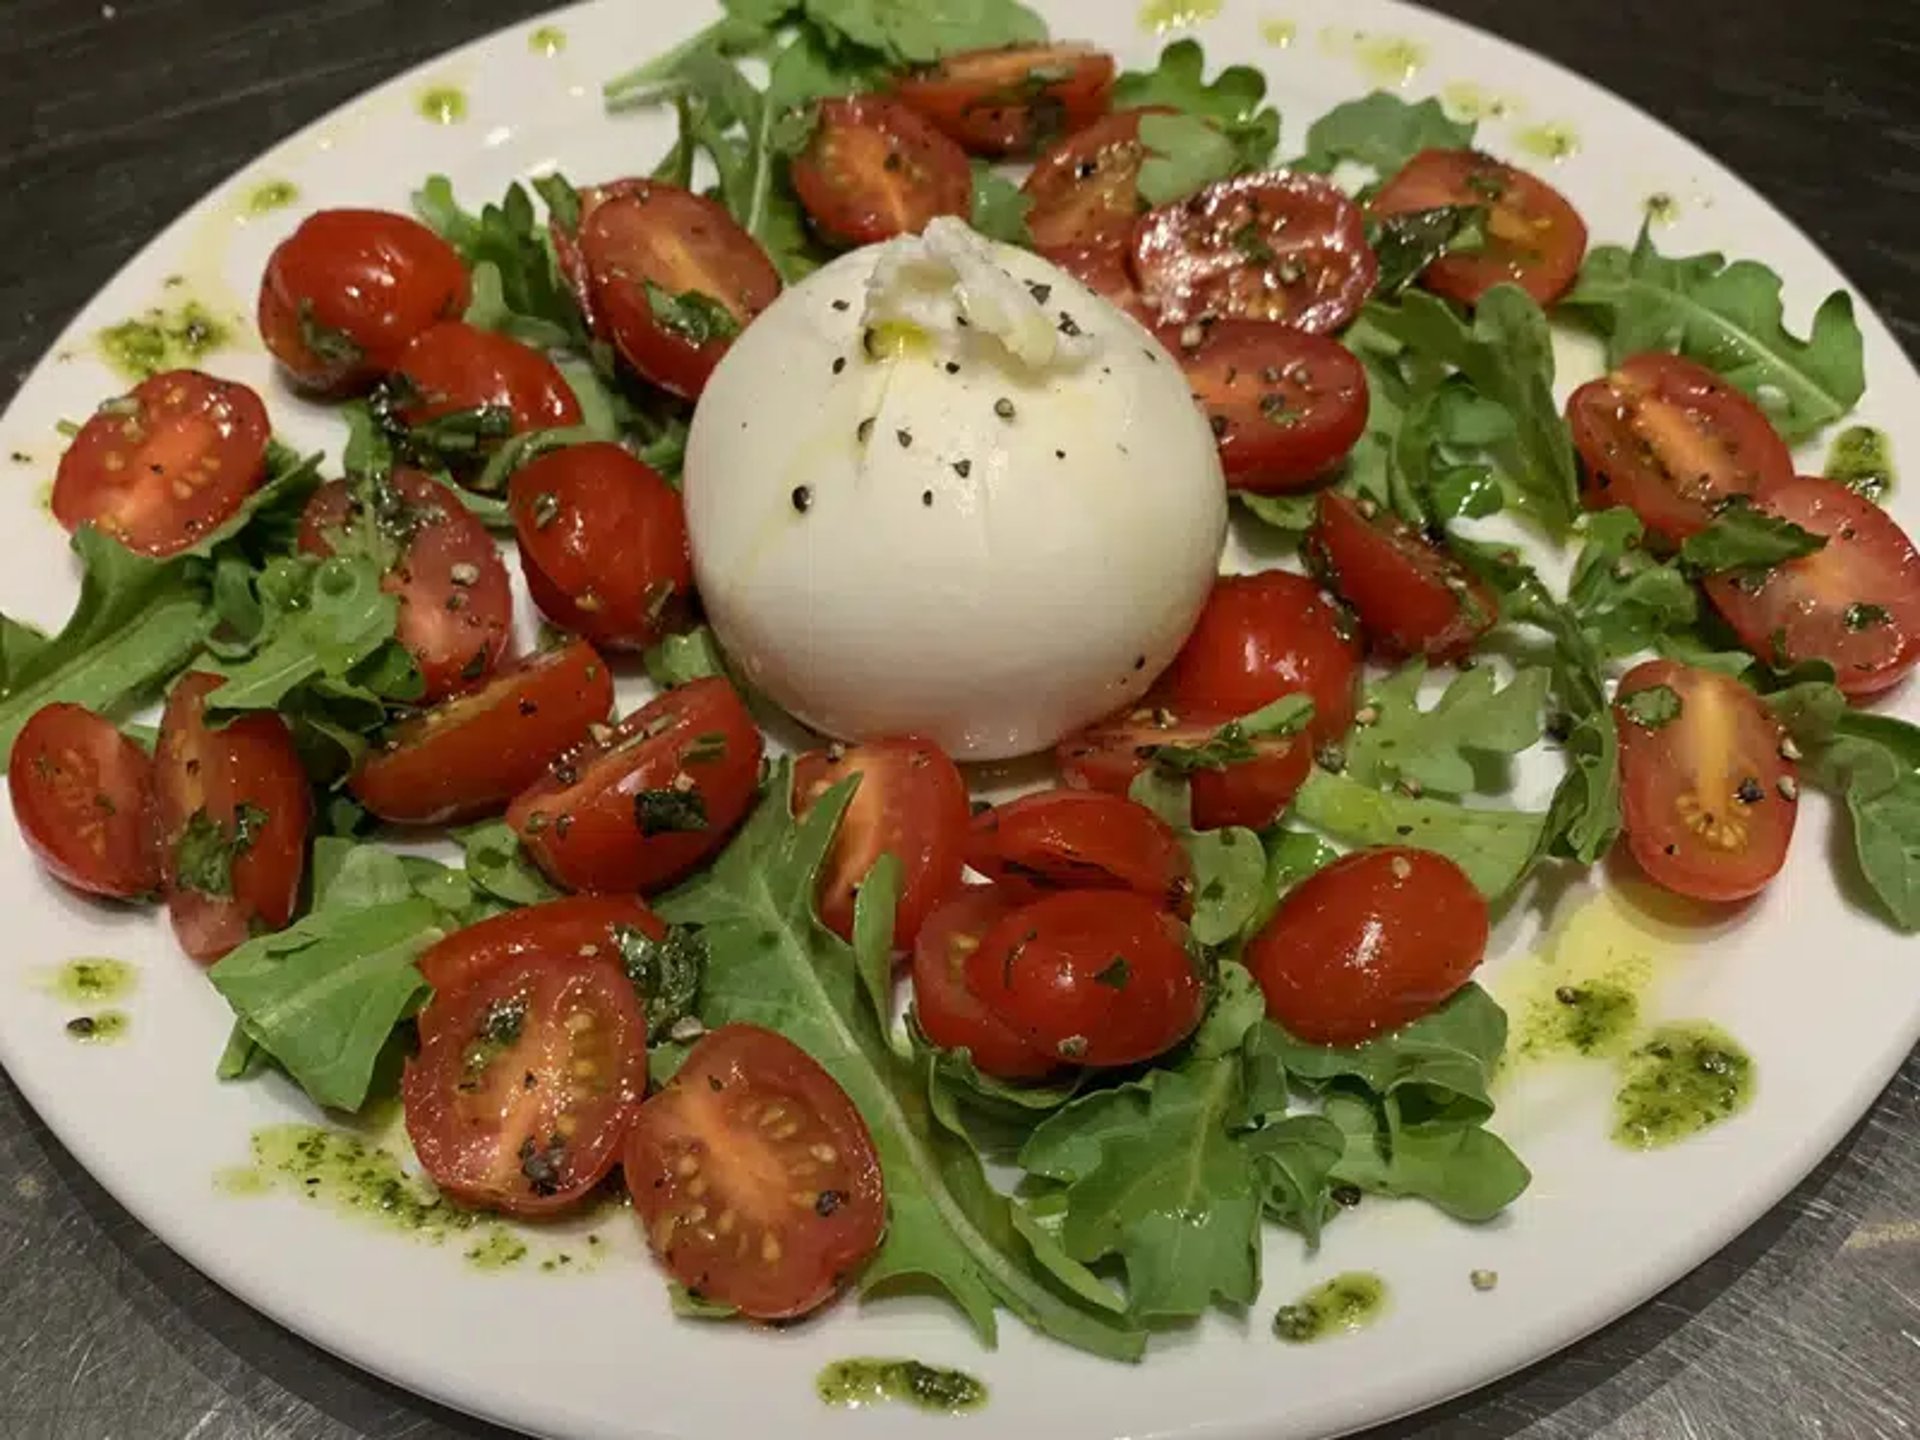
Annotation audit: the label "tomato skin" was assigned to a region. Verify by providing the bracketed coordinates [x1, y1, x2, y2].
[1133, 173, 1377, 332]
[1370, 149, 1587, 306]
[966, 890, 1202, 1068]
[8, 704, 159, 900]
[1305, 492, 1497, 661]
[53, 370, 270, 557]
[298, 470, 512, 700]
[391, 321, 582, 439]
[507, 676, 764, 894]
[257, 208, 470, 395]
[790, 97, 973, 248]
[1041, 242, 1154, 326]
[350, 640, 615, 825]
[1246, 847, 1487, 1045]
[416, 894, 663, 1002]
[966, 789, 1194, 916]
[1704, 478, 1920, 697]
[893, 43, 1116, 157]
[1160, 321, 1369, 493]
[911, 885, 1060, 1079]
[1023, 108, 1171, 253]
[1568, 352, 1794, 549]
[624, 1024, 886, 1320]
[1056, 705, 1312, 831]
[792, 737, 970, 950]
[405, 952, 649, 1218]
[154, 673, 311, 963]
[507, 443, 692, 652]
[1614, 660, 1798, 901]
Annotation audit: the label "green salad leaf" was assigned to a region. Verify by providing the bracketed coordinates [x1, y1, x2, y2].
[1368, 205, 1487, 300]
[1344, 662, 1551, 797]
[1135, 113, 1243, 208]
[202, 554, 405, 715]
[413, 175, 589, 350]
[1295, 91, 1473, 177]
[969, 162, 1033, 246]
[1117, 41, 1281, 188]
[1290, 768, 1546, 899]
[644, 626, 731, 689]
[456, 819, 564, 906]
[1566, 508, 1700, 660]
[1677, 503, 1827, 575]
[798, 0, 1045, 64]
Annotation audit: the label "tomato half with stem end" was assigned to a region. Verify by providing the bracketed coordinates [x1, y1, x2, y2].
[550, 178, 649, 339]
[1022, 107, 1171, 253]
[416, 895, 663, 1008]
[1246, 847, 1487, 1045]
[299, 470, 511, 700]
[1160, 321, 1369, 493]
[911, 884, 1061, 1079]
[1370, 149, 1588, 307]
[350, 639, 615, 825]
[1133, 173, 1377, 332]
[966, 890, 1202, 1068]
[892, 43, 1116, 157]
[154, 672, 311, 963]
[1613, 659, 1799, 901]
[1567, 351, 1794, 550]
[1705, 477, 1920, 698]
[1041, 243, 1154, 327]
[582, 184, 782, 400]
[404, 952, 648, 1218]
[257, 208, 471, 395]
[790, 97, 973, 248]
[8, 703, 159, 900]
[53, 370, 270, 557]
[507, 676, 764, 894]
[391, 320, 582, 440]
[1056, 704, 1312, 831]
[792, 736, 970, 950]
[625, 1024, 886, 1320]
[966, 789, 1194, 916]
[1305, 491, 1497, 661]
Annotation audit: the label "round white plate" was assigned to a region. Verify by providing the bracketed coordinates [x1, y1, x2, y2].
[1, 3, 1914, 1438]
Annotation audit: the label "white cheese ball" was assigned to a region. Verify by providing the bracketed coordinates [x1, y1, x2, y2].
[683, 219, 1226, 761]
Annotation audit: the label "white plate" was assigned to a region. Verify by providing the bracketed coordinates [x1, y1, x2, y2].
[0, 2, 1914, 1438]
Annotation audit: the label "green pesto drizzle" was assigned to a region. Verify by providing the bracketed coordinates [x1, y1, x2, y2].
[1139, 0, 1223, 34]
[1513, 122, 1580, 161]
[97, 301, 233, 382]
[65, 1011, 128, 1043]
[1642, 191, 1680, 226]
[47, 957, 137, 1004]
[1612, 1023, 1755, 1149]
[816, 1358, 988, 1413]
[417, 85, 468, 125]
[1273, 1272, 1388, 1342]
[1826, 425, 1895, 503]
[245, 179, 300, 216]
[529, 25, 567, 55]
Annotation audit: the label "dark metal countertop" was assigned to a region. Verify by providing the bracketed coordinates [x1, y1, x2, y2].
[1, 2, 1916, 1437]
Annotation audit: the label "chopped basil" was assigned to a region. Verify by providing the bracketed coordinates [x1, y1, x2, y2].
[634, 787, 708, 836]
[644, 281, 741, 345]
[173, 803, 269, 898]
[1620, 684, 1683, 731]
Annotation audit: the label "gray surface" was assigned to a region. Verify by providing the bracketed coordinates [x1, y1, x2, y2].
[2, 1, 1918, 1438]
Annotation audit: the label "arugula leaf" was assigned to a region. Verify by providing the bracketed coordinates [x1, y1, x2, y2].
[1677, 504, 1826, 575]
[1184, 826, 1268, 948]
[1292, 769, 1545, 899]
[802, 0, 1047, 64]
[1144, 694, 1314, 774]
[644, 626, 731, 688]
[1344, 662, 1550, 797]
[1296, 92, 1473, 177]
[1367, 206, 1486, 299]
[1566, 508, 1700, 660]
[456, 820, 563, 907]
[203, 555, 402, 715]
[617, 921, 707, 1042]
[412, 176, 588, 350]
[969, 162, 1033, 245]
[1115, 41, 1280, 174]
[1561, 229, 1866, 443]
[1135, 112, 1242, 208]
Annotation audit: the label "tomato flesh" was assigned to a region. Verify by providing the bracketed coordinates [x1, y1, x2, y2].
[1042, 242, 1154, 326]
[1023, 108, 1170, 253]
[791, 97, 973, 247]
[894, 43, 1116, 156]
[966, 789, 1193, 916]
[1306, 491, 1497, 661]
[417, 895, 664, 997]
[8, 703, 159, 900]
[1056, 704, 1312, 831]
[910, 884, 1060, 1079]
[391, 320, 581, 445]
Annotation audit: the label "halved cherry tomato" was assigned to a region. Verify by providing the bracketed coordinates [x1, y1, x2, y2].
[53, 370, 270, 556]
[1568, 352, 1794, 550]
[1161, 321, 1368, 492]
[911, 884, 1059, 1079]
[1043, 242, 1154, 326]
[790, 97, 972, 247]
[581, 184, 781, 400]
[1133, 173, 1377, 332]
[350, 640, 615, 825]
[1305, 491, 1496, 661]
[792, 736, 970, 949]
[404, 951, 647, 1217]
[1614, 659, 1799, 901]
[966, 789, 1193, 915]
[1370, 149, 1588, 307]
[1705, 478, 1920, 698]
[1056, 704, 1312, 831]
[416, 894, 663, 1010]
[298, 469, 511, 699]
[507, 676, 764, 894]
[1246, 847, 1486, 1044]
[965, 890, 1201, 1068]
[257, 208, 471, 395]
[624, 1024, 885, 1319]
[8, 703, 159, 900]
[1155, 570, 1363, 744]
[550, 178, 648, 339]
[507, 442, 692, 651]
[1023, 108, 1171, 253]
[390, 320, 582, 442]
[893, 43, 1116, 156]
[154, 672, 311, 963]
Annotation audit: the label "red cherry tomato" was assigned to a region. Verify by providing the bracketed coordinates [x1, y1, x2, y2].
[390, 320, 581, 446]
[507, 676, 764, 894]
[1056, 703, 1312, 831]
[416, 894, 663, 996]
[349, 640, 615, 825]
[257, 208, 470, 395]
[893, 43, 1116, 157]
[1370, 149, 1588, 307]
[404, 951, 648, 1217]
[911, 884, 1060, 1079]
[1042, 242, 1155, 326]
[1246, 847, 1487, 1044]
[1160, 321, 1369, 492]
[1704, 477, 1920, 698]
[966, 789, 1194, 915]
[965, 890, 1202, 1068]
[790, 97, 973, 247]
[1023, 108, 1171, 253]
[791, 737, 970, 950]
[1133, 173, 1377, 332]
[507, 442, 692, 652]
[624, 1024, 886, 1319]
[1305, 491, 1497, 661]
[550, 178, 649, 339]
[580, 183, 781, 400]
[1614, 659, 1799, 901]
[53, 370, 270, 557]
[298, 469, 511, 699]
[8, 703, 159, 900]
[154, 673, 311, 963]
